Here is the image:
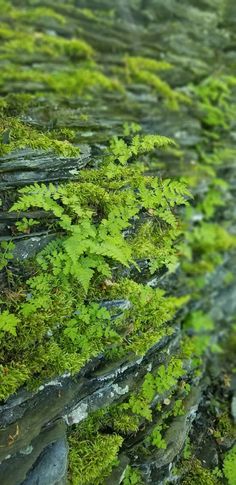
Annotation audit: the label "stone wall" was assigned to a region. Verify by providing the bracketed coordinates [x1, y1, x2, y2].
[0, 1, 236, 484]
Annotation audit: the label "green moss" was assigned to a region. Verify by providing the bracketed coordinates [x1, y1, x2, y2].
[0, 64, 122, 97]
[193, 76, 236, 128]
[125, 56, 172, 73]
[107, 406, 140, 434]
[66, 410, 124, 484]
[180, 458, 221, 485]
[213, 412, 236, 442]
[223, 446, 236, 485]
[0, 134, 190, 400]
[0, 4, 235, 482]
[68, 431, 123, 485]
[0, 118, 80, 156]
[0, 363, 30, 400]
[0, 32, 94, 61]
[0, 93, 35, 116]
[11, 6, 67, 25]
[124, 56, 189, 109]
[182, 222, 236, 278]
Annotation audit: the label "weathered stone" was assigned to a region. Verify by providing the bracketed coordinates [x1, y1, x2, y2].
[0, 420, 67, 485]
[0, 332, 178, 464]
[22, 438, 68, 485]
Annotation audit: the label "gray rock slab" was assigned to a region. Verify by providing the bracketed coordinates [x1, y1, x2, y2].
[21, 438, 68, 485]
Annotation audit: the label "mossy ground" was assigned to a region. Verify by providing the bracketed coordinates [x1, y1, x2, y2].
[0, 1, 236, 484]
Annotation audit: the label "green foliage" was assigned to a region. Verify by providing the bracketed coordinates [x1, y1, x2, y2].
[0, 1, 235, 483]
[108, 405, 141, 434]
[15, 217, 39, 233]
[124, 56, 189, 109]
[0, 240, 14, 270]
[0, 363, 30, 400]
[0, 133, 191, 400]
[154, 358, 185, 395]
[0, 63, 123, 97]
[68, 431, 123, 485]
[0, 118, 80, 157]
[172, 399, 185, 416]
[183, 437, 192, 459]
[109, 134, 176, 164]
[106, 279, 189, 356]
[213, 412, 236, 441]
[180, 458, 221, 485]
[125, 56, 172, 73]
[197, 186, 226, 219]
[0, 310, 19, 339]
[182, 222, 236, 277]
[187, 223, 236, 253]
[10, 135, 189, 293]
[123, 465, 144, 485]
[184, 311, 214, 333]
[11, 6, 67, 25]
[63, 303, 120, 352]
[0, 27, 94, 61]
[193, 76, 236, 128]
[223, 446, 236, 485]
[125, 356, 185, 421]
[150, 424, 167, 449]
[123, 122, 141, 136]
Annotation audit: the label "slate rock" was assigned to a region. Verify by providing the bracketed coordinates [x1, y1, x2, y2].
[21, 438, 68, 485]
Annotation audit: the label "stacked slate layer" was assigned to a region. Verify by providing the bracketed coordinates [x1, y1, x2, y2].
[0, 1, 236, 484]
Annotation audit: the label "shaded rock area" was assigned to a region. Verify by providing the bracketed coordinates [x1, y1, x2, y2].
[0, 0, 236, 484]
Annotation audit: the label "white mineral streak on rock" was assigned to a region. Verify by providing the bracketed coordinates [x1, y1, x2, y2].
[38, 373, 70, 391]
[112, 384, 129, 396]
[20, 445, 33, 455]
[64, 402, 88, 425]
[187, 402, 199, 420]
[1, 455, 11, 463]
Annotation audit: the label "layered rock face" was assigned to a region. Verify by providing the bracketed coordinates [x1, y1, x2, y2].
[0, 1, 236, 484]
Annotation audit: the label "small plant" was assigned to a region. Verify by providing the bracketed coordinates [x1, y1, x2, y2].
[0, 310, 19, 339]
[15, 217, 39, 234]
[123, 465, 144, 485]
[150, 424, 167, 449]
[183, 437, 192, 459]
[0, 240, 14, 270]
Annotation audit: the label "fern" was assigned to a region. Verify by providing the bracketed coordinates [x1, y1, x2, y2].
[150, 424, 167, 449]
[0, 310, 19, 338]
[0, 240, 15, 270]
[11, 135, 189, 293]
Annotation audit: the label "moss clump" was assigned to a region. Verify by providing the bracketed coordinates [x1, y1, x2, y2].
[213, 412, 236, 442]
[0, 33, 94, 61]
[193, 76, 236, 128]
[223, 446, 236, 485]
[68, 431, 123, 485]
[0, 118, 80, 157]
[180, 458, 221, 485]
[124, 56, 189, 110]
